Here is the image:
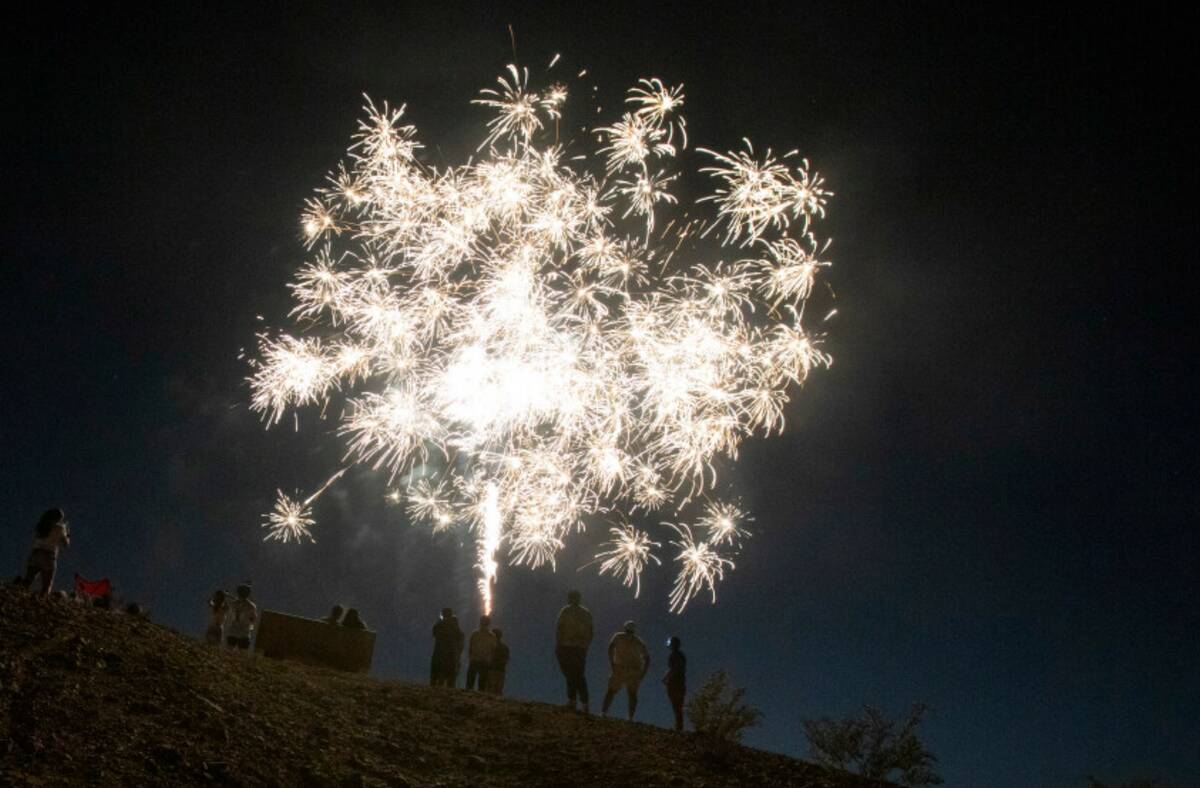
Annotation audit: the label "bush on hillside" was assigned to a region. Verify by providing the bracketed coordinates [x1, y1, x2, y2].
[802, 703, 942, 786]
[686, 669, 763, 766]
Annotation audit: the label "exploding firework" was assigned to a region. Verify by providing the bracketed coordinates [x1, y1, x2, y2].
[248, 55, 834, 613]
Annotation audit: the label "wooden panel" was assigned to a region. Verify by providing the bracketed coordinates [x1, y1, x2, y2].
[254, 610, 375, 673]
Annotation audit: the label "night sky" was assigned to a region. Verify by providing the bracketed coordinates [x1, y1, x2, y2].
[3, 4, 1194, 786]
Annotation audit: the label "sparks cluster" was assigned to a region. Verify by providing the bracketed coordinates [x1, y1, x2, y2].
[250, 62, 833, 613]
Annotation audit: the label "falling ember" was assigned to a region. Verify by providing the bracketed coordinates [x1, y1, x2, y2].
[248, 56, 835, 613]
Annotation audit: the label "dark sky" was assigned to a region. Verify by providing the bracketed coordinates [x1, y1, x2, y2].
[3, 3, 1194, 786]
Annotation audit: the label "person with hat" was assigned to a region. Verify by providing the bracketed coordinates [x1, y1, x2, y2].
[601, 620, 651, 721]
[430, 607, 464, 687]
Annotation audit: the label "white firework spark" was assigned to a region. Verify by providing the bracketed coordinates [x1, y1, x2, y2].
[696, 501, 752, 547]
[667, 523, 735, 613]
[263, 492, 317, 544]
[249, 61, 836, 612]
[596, 524, 663, 597]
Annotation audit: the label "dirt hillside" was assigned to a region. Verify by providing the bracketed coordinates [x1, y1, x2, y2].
[0, 586, 890, 787]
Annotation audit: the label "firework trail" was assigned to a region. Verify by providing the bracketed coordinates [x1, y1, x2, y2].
[249, 56, 834, 612]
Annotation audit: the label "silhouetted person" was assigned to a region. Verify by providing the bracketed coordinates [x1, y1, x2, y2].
[663, 636, 687, 731]
[20, 508, 70, 595]
[466, 615, 497, 690]
[226, 583, 258, 650]
[430, 607, 464, 687]
[555, 589, 594, 712]
[206, 589, 229, 646]
[602, 621, 650, 721]
[487, 629, 510, 695]
[324, 604, 345, 625]
[342, 608, 366, 629]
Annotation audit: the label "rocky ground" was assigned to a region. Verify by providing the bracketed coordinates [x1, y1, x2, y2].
[0, 585, 890, 787]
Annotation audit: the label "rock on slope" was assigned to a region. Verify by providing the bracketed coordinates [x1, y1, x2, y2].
[1, 586, 889, 787]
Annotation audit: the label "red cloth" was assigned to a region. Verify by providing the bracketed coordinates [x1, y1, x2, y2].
[74, 574, 112, 597]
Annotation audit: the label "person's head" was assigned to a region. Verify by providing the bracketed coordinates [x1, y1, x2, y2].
[329, 604, 344, 620]
[567, 589, 581, 606]
[236, 583, 252, 599]
[441, 607, 454, 620]
[36, 508, 65, 538]
[669, 636, 681, 651]
[344, 608, 361, 622]
[493, 628, 503, 642]
[211, 589, 227, 607]
[479, 614, 491, 629]
[623, 620, 636, 634]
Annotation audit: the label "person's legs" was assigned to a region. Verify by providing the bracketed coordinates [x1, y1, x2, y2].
[473, 660, 490, 689]
[22, 550, 54, 595]
[20, 560, 40, 590]
[38, 554, 56, 595]
[626, 680, 640, 721]
[430, 652, 441, 686]
[556, 646, 577, 704]
[668, 685, 685, 730]
[572, 649, 589, 708]
[602, 672, 620, 715]
[446, 661, 459, 688]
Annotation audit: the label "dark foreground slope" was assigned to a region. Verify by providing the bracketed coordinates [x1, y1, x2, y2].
[0, 587, 887, 787]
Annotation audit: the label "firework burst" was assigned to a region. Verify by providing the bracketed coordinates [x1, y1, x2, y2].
[248, 57, 834, 613]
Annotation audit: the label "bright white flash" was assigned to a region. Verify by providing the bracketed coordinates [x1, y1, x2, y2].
[249, 60, 835, 612]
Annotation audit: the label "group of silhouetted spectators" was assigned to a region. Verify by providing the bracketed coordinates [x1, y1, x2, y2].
[430, 608, 510, 694]
[552, 588, 687, 728]
[324, 604, 367, 629]
[13, 509, 689, 731]
[428, 589, 687, 729]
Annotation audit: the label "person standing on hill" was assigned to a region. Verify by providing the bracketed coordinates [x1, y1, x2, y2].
[206, 589, 229, 646]
[663, 636, 687, 731]
[555, 589, 594, 712]
[20, 508, 70, 595]
[225, 584, 258, 650]
[430, 607, 464, 687]
[601, 620, 651, 721]
[487, 629, 510, 695]
[466, 614, 497, 690]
